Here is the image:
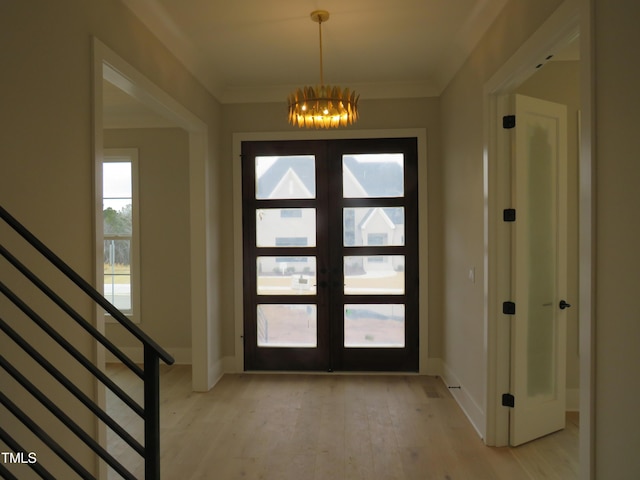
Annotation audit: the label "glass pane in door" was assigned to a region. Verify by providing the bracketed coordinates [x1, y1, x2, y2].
[256, 155, 315, 199]
[257, 304, 317, 348]
[256, 208, 316, 247]
[257, 256, 316, 295]
[526, 121, 558, 398]
[343, 154, 404, 198]
[344, 304, 405, 348]
[343, 207, 405, 246]
[344, 256, 405, 295]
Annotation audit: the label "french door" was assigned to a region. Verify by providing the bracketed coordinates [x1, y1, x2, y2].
[242, 138, 418, 371]
[508, 94, 568, 445]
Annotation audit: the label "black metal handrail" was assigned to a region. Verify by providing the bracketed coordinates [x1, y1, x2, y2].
[0, 426, 54, 479]
[0, 206, 173, 365]
[0, 204, 175, 479]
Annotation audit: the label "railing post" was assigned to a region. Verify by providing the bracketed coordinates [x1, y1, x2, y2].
[144, 345, 161, 479]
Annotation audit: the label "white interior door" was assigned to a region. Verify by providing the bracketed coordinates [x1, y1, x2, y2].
[510, 94, 568, 446]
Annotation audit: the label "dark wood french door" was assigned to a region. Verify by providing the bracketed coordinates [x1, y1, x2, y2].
[242, 138, 418, 371]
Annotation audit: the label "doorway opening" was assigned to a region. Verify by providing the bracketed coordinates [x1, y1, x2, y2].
[93, 38, 211, 391]
[242, 138, 419, 372]
[482, 4, 590, 474]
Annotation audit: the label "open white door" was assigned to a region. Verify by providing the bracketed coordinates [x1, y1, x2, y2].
[509, 94, 568, 446]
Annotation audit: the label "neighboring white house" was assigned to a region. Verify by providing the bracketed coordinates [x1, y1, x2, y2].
[256, 155, 405, 277]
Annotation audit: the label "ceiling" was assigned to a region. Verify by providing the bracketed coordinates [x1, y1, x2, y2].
[119, 0, 512, 103]
[104, 0, 579, 128]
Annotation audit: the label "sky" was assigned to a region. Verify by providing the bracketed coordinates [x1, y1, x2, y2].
[255, 153, 404, 179]
[103, 161, 132, 211]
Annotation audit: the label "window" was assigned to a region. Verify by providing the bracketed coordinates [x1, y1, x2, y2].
[280, 209, 302, 218]
[275, 237, 308, 247]
[367, 233, 388, 245]
[102, 148, 140, 322]
[367, 256, 387, 263]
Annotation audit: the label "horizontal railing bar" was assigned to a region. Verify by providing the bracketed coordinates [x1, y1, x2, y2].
[0, 427, 56, 480]
[0, 426, 56, 480]
[0, 357, 137, 480]
[0, 462, 20, 480]
[0, 286, 145, 418]
[0, 205, 174, 365]
[0, 244, 144, 379]
[0, 321, 144, 455]
[0, 391, 95, 480]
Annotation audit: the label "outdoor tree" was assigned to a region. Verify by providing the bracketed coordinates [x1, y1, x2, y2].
[103, 205, 132, 265]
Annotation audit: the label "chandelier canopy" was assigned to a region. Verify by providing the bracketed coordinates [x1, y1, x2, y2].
[287, 10, 359, 129]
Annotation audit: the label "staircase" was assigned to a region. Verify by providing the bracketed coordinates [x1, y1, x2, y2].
[0, 205, 174, 479]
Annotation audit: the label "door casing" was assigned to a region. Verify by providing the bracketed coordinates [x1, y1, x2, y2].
[232, 129, 429, 373]
[482, 6, 594, 477]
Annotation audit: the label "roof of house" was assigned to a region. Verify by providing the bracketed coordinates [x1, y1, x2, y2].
[343, 156, 404, 198]
[257, 156, 315, 198]
[257, 155, 404, 199]
[358, 207, 405, 228]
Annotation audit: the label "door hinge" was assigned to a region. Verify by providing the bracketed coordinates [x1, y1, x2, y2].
[503, 301, 516, 315]
[503, 208, 516, 222]
[503, 115, 516, 129]
[502, 393, 515, 408]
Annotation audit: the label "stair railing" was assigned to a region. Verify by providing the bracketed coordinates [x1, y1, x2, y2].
[0, 204, 174, 479]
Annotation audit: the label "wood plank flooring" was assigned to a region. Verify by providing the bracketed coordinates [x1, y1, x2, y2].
[106, 364, 578, 479]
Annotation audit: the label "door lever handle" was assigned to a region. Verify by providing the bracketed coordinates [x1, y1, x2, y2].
[559, 300, 572, 310]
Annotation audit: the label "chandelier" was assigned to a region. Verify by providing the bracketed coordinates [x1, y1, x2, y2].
[288, 10, 359, 129]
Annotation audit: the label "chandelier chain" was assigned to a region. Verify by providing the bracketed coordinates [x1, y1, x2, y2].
[318, 17, 324, 85]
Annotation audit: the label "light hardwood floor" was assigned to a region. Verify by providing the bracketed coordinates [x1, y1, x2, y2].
[106, 364, 578, 479]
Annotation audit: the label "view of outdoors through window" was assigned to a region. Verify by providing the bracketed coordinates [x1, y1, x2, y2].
[253, 153, 406, 349]
[103, 161, 133, 312]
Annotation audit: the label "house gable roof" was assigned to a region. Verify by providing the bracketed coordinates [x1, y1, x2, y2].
[358, 207, 405, 229]
[269, 167, 313, 199]
[359, 207, 396, 230]
[258, 155, 404, 199]
[257, 156, 315, 198]
[342, 156, 403, 198]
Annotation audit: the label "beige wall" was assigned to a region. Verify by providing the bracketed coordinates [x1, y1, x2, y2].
[517, 60, 581, 393]
[2, 0, 640, 477]
[592, 0, 640, 476]
[441, 0, 640, 475]
[103, 128, 192, 359]
[221, 98, 444, 364]
[0, 0, 222, 477]
[439, 0, 566, 433]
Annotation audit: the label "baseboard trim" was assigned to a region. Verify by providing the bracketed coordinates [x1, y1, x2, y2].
[566, 387, 580, 412]
[105, 349, 235, 392]
[441, 361, 486, 440]
[424, 357, 442, 376]
[208, 356, 235, 389]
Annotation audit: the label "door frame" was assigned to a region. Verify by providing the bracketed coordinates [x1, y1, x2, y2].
[240, 138, 419, 372]
[483, 0, 594, 477]
[92, 38, 211, 478]
[508, 93, 569, 446]
[92, 39, 212, 391]
[232, 129, 429, 373]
